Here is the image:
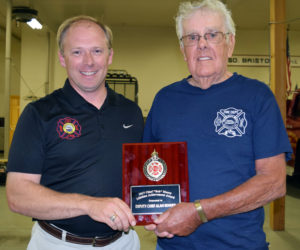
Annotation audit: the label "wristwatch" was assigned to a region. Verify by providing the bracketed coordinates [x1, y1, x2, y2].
[194, 200, 208, 223]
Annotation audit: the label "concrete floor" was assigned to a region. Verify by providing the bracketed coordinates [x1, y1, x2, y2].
[0, 182, 299, 250]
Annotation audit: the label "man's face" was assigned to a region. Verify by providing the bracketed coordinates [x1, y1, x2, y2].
[180, 10, 235, 84]
[58, 21, 113, 95]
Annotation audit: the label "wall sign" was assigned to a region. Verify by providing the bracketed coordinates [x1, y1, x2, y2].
[228, 55, 300, 67]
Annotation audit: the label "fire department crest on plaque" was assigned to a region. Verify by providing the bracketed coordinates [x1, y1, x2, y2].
[214, 107, 247, 138]
[143, 150, 167, 182]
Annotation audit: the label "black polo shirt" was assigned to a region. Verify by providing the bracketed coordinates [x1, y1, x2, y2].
[7, 79, 144, 237]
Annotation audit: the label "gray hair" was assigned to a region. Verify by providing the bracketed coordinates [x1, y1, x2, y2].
[175, 0, 236, 46]
[57, 15, 113, 55]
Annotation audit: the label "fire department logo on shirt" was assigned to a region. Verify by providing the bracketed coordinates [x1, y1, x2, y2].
[214, 107, 247, 138]
[143, 150, 167, 182]
[56, 117, 82, 140]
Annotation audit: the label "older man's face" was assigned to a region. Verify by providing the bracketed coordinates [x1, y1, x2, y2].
[180, 10, 235, 85]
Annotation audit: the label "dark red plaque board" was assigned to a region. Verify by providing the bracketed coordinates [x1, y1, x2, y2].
[122, 142, 189, 225]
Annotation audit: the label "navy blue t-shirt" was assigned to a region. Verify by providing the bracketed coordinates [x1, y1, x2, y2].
[143, 73, 292, 250]
[8, 79, 144, 237]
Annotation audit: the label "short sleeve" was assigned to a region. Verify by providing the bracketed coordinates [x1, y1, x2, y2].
[7, 104, 45, 174]
[252, 89, 292, 161]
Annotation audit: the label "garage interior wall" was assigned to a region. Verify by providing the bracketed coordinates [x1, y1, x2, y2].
[0, 27, 20, 116]
[0, 24, 300, 117]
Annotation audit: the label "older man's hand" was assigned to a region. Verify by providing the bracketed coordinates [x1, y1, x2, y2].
[145, 202, 202, 237]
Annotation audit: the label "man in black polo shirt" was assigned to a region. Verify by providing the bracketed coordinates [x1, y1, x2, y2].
[6, 16, 144, 249]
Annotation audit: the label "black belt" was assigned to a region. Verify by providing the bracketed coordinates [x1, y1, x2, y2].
[38, 221, 122, 247]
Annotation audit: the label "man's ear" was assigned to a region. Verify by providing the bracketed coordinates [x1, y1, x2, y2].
[227, 34, 235, 58]
[180, 46, 187, 61]
[58, 51, 66, 67]
[108, 48, 114, 65]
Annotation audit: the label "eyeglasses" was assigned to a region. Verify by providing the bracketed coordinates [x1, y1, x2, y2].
[180, 32, 230, 46]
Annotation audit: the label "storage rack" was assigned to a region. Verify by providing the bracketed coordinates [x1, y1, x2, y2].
[106, 69, 138, 104]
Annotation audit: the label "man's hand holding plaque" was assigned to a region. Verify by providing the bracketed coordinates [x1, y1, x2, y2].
[122, 142, 189, 225]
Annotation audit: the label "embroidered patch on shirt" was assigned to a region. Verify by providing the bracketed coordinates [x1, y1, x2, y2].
[214, 107, 247, 138]
[56, 117, 82, 140]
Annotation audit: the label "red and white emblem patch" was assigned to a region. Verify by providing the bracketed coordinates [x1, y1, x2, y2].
[56, 117, 82, 140]
[143, 150, 167, 182]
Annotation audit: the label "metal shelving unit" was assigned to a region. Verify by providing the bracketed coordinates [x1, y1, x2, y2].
[106, 69, 138, 104]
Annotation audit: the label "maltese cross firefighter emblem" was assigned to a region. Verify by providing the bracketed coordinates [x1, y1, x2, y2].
[143, 150, 167, 182]
[214, 107, 247, 138]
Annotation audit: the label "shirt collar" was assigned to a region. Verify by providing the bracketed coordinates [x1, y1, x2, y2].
[61, 79, 119, 109]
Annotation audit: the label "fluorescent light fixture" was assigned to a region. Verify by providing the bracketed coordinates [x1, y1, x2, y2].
[27, 18, 42, 29]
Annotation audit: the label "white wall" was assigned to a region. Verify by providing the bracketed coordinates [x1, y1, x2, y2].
[229, 29, 270, 84]
[19, 25, 50, 111]
[2, 25, 300, 117]
[110, 25, 189, 115]
[233, 29, 300, 91]
[0, 28, 21, 116]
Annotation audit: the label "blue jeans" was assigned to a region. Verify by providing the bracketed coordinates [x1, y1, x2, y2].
[156, 242, 163, 250]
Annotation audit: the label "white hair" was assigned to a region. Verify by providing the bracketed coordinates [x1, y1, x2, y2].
[175, 0, 236, 46]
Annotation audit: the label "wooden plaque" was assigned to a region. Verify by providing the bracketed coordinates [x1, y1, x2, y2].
[122, 142, 189, 225]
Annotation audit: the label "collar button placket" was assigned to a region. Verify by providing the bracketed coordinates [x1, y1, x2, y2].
[97, 110, 104, 138]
